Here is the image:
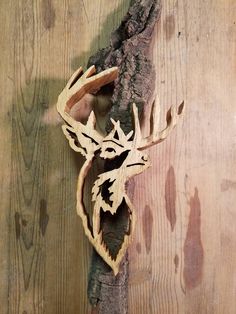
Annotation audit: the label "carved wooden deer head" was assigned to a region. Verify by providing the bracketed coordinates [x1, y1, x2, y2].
[57, 65, 184, 275]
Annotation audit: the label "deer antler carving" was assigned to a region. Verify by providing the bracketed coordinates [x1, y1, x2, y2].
[57, 65, 184, 275]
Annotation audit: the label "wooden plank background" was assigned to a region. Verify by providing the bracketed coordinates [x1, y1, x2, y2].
[0, 0, 235, 313]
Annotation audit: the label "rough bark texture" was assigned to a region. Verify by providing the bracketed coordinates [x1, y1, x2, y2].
[88, 0, 161, 133]
[87, 0, 161, 312]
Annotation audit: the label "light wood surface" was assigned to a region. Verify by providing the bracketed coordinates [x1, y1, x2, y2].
[0, 0, 235, 313]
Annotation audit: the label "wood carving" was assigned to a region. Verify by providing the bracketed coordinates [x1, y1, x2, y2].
[57, 65, 184, 275]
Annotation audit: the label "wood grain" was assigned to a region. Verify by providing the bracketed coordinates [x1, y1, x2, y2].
[0, 0, 130, 313]
[0, 0, 235, 313]
[129, 0, 236, 313]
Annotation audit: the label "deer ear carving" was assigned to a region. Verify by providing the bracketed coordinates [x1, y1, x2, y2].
[62, 125, 87, 156]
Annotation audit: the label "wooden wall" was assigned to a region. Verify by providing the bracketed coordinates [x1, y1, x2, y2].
[0, 0, 235, 313]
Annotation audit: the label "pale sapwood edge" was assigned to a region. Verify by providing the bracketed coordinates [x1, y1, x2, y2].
[56, 65, 184, 275]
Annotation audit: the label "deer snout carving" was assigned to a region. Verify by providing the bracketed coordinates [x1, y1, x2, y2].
[57, 65, 184, 275]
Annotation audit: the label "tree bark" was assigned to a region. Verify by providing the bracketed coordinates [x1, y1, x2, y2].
[87, 1, 162, 312]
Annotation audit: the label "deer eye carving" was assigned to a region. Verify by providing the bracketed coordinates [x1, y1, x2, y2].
[100, 140, 127, 159]
[106, 147, 116, 153]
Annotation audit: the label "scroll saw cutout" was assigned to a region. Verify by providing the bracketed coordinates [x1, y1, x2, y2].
[57, 65, 184, 275]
